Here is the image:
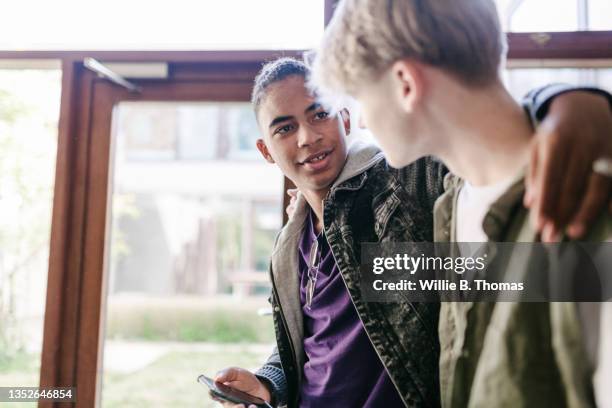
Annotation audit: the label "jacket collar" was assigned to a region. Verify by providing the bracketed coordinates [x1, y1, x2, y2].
[332, 140, 384, 189]
[274, 140, 384, 256]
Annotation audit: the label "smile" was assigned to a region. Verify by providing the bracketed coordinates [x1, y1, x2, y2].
[300, 149, 333, 165]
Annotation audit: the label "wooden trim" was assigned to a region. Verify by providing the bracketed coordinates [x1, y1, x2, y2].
[507, 31, 612, 59]
[39, 62, 97, 407]
[73, 81, 116, 407]
[506, 58, 612, 68]
[39, 60, 76, 399]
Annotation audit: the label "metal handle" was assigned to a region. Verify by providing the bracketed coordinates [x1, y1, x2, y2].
[83, 57, 142, 93]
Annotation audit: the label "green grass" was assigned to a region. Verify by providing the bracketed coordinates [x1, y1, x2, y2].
[102, 298, 276, 406]
[0, 348, 273, 408]
[106, 297, 275, 343]
[0, 352, 39, 408]
[0, 352, 38, 376]
[0, 297, 276, 407]
[101, 348, 270, 408]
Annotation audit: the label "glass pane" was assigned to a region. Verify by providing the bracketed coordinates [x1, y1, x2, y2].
[589, 0, 612, 30]
[0, 0, 323, 51]
[503, 67, 612, 100]
[493, 0, 512, 31]
[101, 102, 282, 407]
[0, 70, 60, 399]
[495, 0, 578, 32]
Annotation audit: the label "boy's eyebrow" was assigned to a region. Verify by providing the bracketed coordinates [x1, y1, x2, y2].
[269, 115, 294, 129]
[305, 102, 321, 113]
[268, 103, 321, 129]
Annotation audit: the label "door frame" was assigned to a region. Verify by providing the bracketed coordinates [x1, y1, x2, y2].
[38, 55, 298, 407]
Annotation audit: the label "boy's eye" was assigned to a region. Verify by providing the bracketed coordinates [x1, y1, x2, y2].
[275, 124, 294, 135]
[314, 111, 330, 120]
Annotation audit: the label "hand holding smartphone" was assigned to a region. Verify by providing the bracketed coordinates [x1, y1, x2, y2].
[198, 375, 272, 408]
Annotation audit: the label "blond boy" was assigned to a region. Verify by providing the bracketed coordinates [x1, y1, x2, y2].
[311, 0, 612, 406]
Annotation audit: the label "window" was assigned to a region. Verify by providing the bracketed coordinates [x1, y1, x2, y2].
[118, 103, 261, 161]
[494, 0, 612, 32]
[0, 0, 325, 51]
[503, 66, 612, 100]
[490, 0, 612, 103]
[101, 101, 282, 407]
[0, 69, 60, 393]
[588, 0, 612, 30]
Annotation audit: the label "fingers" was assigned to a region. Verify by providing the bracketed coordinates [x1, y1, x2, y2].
[286, 188, 299, 217]
[567, 173, 612, 239]
[524, 138, 539, 208]
[286, 202, 296, 217]
[529, 130, 569, 233]
[209, 391, 244, 407]
[553, 146, 590, 233]
[215, 367, 241, 383]
[541, 221, 560, 243]
[288, 189, 298, 207]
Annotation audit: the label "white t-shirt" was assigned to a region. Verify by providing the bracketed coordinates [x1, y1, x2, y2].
[456, 177, 515, 256]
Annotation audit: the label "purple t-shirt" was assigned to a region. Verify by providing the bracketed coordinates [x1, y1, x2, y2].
[297, 210, 404, 408]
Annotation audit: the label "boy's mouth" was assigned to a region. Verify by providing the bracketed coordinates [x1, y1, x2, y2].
[299, 148, 334, 172]
[299, 148, 333, 165]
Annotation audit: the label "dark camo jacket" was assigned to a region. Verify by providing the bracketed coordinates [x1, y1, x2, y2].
[257, 147, 447, 408]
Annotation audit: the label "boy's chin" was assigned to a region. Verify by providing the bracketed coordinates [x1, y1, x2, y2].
[298, 176, 336, 193]
[386, 156, 408, 169]
[386, 151, 423, 169]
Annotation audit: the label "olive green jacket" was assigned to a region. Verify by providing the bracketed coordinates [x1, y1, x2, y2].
[434, 172, 611, 408]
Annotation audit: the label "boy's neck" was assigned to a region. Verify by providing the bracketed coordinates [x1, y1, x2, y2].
[426, 74, 533, 186]
[301, 188, 328, 234]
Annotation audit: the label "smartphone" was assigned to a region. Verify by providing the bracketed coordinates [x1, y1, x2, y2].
[198, 374, 271, 408]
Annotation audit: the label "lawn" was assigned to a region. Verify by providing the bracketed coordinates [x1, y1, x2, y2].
[0, 296, 276, 407]
[101, 346, 272, 407]
[0, 352, 39, 408]
[0, 346, 273, 407]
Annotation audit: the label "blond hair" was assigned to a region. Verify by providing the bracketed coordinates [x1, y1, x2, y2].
[311, 0, 506, 96]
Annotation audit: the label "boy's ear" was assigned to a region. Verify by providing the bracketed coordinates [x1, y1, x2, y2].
[339, 108, 351, 136]
[391, 59, 423, 114]
[256, 138, 275, 164]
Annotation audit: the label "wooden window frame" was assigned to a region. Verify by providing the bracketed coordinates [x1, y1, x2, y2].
[507, 31, 612, 59]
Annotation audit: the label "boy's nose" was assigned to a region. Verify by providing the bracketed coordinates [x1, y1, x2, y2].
[298, 128, 323, 147]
